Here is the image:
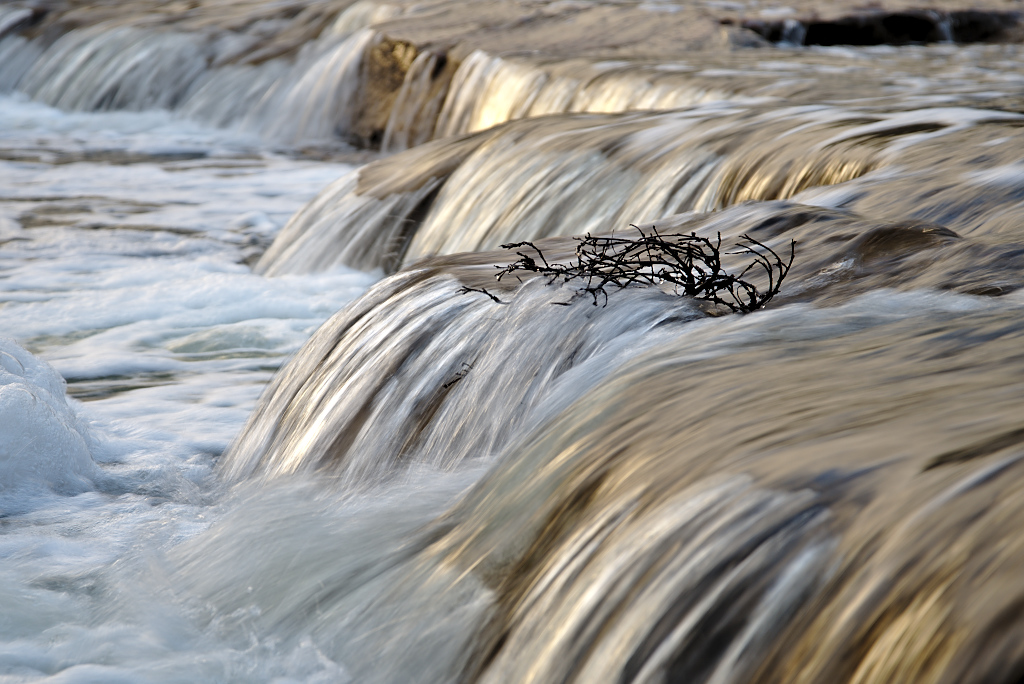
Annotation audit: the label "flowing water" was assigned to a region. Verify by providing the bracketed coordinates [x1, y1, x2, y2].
[3, 1, 1024, 682]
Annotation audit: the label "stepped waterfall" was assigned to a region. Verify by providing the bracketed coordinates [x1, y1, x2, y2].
[2, 0, 1024, 682]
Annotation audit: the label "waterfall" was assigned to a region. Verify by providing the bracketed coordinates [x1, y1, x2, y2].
[257, 104, 1024, 276]
[0, 1, 391, 143]
[5, 1, 1024, 681]
[18, 25, 212, 112]
[422, 294, 1024, 683]
[210, 243, 1024, 681]
[3, 0, 1022, 154]
[243, 29, 375, 143]
[1, 3, 744, 149]
[427, 50, 734, 143]
[220, 259, 707, 486]
[225, 195, 1024, 486]
[213, 185, 1024, 679]
[258, 131, 479, 274]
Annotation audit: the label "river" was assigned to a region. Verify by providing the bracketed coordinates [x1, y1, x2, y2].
[2, 1, 1024, 682]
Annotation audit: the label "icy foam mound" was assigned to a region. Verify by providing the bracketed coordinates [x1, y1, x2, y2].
[0, 338, 97, 513]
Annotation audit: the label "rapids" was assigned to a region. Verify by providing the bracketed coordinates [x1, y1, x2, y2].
[2, 0, 1024, 682]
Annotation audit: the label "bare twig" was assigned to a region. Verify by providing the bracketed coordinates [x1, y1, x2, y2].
[457, 285, 505, 304]
[462, 228, 796, 314]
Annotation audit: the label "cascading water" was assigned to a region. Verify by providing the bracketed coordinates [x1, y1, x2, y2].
[256, 102, 1024, 275]
[416, 50, 737, 145]
[220, 262, 708, 485]
[0, 0, 395, 143]
[3, 0, 1024, 682]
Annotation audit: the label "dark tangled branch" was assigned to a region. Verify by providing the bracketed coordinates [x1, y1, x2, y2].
[480, 226, 794, 314]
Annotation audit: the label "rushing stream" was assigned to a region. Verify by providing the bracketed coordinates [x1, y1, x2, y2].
[3, 0, 1024, 682]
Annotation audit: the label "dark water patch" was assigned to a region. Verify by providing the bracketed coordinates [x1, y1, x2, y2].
[847, 223, 961, 262]
[926, 427, 1024, 470]
[22, 328, 107, 355]
[7, 148, 211, 165]
[742, 10, 1024, 47]
[66, 371, 180, 401]
[0, 6, 45, 41]
[823, 122, 949, 149]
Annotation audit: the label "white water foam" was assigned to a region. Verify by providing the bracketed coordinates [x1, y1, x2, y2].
[0, 338, 98, 515]
[0, 94, 395, 682]
[0, 95, 381, 483]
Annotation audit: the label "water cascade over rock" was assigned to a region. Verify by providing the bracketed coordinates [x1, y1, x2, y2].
[223, 196, 1024, 484]
[257, 103, 1024, 275]
[4, 0, 1024, 682]
[213, 199, 1024, 680]
[5, 0, 1022, 150]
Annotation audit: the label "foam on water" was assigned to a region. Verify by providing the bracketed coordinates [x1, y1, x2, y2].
[0, 95, 403, 682]
[0, 338, 98, 514]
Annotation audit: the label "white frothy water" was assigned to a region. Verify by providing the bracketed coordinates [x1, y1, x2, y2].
[4, 15, 1024, 677]
[0, 94, 429, 682]
[0, 95, 375, 459]
[0, 338, 98, 515]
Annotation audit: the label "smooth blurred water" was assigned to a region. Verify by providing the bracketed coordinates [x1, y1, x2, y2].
[4, 1, 1024, 682]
